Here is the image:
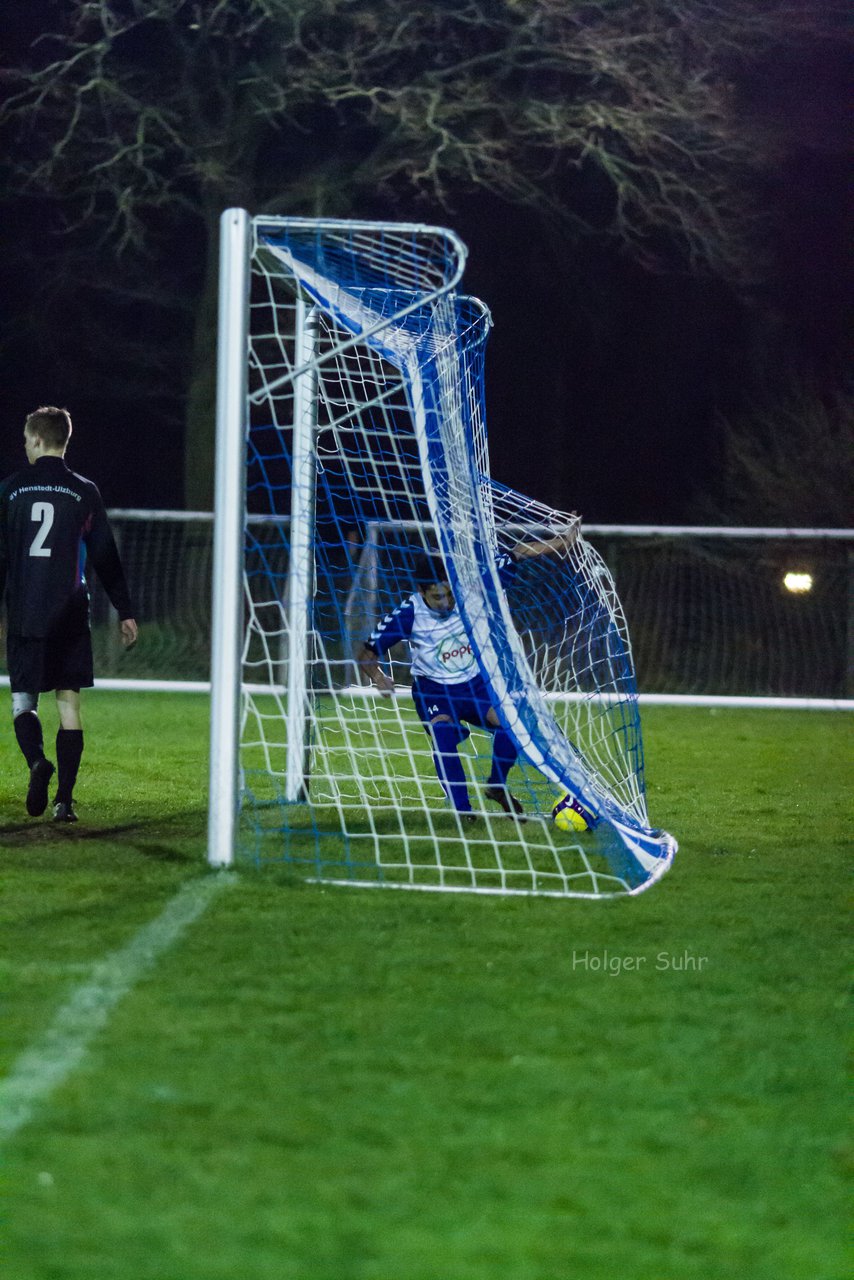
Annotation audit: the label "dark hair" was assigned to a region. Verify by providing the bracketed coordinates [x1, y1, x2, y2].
[25, 406, 72, 451]
[413, 551, 449, 588]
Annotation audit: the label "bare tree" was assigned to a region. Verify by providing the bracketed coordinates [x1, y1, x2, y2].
[1, 0, 841, 504]
[708, 383, 853, 527]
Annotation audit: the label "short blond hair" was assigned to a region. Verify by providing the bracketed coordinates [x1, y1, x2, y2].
[25, 406, 72, 451]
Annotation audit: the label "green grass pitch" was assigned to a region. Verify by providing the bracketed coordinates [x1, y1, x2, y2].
[0, 692, 849, 1280]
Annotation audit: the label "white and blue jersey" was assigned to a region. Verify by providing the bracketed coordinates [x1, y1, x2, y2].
[368, 592, 476, 685]
[366, 553, 516, 687]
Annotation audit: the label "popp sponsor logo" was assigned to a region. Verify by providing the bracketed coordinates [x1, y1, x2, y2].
[436, 634, 475, 674]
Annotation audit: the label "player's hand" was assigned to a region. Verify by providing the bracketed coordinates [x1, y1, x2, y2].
[120, 618, 139, 650]
[563, 519, 581, 549]
[372, 670, 395, 697]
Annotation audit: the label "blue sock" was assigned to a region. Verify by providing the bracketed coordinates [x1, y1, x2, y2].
[430, 721, 471, 812]
[487, 729, 517, 788]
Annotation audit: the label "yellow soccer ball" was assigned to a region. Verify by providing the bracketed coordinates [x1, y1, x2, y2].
[552, 791, 594, 833]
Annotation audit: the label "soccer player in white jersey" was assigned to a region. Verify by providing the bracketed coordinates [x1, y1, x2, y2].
[358, 527, 578, 820]
[0, 407, 138, 822]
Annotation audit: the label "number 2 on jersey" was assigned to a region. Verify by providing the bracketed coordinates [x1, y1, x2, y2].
[30, 501, 55, 557]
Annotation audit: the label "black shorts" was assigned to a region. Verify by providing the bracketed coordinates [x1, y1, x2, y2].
[7, 631, 94, 694]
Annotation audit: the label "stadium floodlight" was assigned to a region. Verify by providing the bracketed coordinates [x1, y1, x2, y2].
[207, 209, 677, 897]
[783, 571, 813, 594]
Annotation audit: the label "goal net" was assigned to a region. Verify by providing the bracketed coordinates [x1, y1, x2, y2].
[211, 210, 677, 897]
[46, 514, 850, 700]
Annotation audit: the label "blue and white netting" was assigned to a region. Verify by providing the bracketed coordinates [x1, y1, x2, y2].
[241, 218, 676, 896]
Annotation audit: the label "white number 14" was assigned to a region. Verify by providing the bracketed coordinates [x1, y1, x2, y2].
[30, 501, 55, 557]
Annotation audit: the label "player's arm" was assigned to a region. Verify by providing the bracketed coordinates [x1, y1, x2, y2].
[0, 484, 9, 643]
[510, 518, 580, 561]
[357, 600, 413, 696]
[357, 643, 395, 696]
[83, 490, 138, 646]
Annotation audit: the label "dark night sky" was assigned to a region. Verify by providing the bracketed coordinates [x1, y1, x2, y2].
[451, 203, 747, 522]
[0, 11, 849, 524]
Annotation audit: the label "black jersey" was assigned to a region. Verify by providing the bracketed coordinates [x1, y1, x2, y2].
[0, 456, 134, 637]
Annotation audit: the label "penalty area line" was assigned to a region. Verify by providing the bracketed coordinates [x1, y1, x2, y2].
[0, 872, 235, 1145]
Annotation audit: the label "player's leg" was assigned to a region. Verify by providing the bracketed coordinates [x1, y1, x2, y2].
[12, 692, 56, 817]
[49, 628, 93, 822]
[429, 716, 475, 815]
[412, 680, 473, 815]
[12, 691, 45, 766]
[483, 707, 525, 817]
[53, 689, 83, 822]
[465, 677, 525, 818]
[7, 635, 56, 817]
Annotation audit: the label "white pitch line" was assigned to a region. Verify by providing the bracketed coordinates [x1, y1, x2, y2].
[0, 871, 235, 1144]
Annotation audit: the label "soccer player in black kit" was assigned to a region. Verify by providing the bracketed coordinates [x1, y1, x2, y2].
[0, 407, 138, 822]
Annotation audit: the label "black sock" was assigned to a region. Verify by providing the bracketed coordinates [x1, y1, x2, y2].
[14, 711, 44, 769]
[55, 729, 84, 805]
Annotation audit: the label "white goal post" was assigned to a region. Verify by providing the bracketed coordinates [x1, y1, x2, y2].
[208, 208, 251, 867]
[204, 208, 686, 896]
